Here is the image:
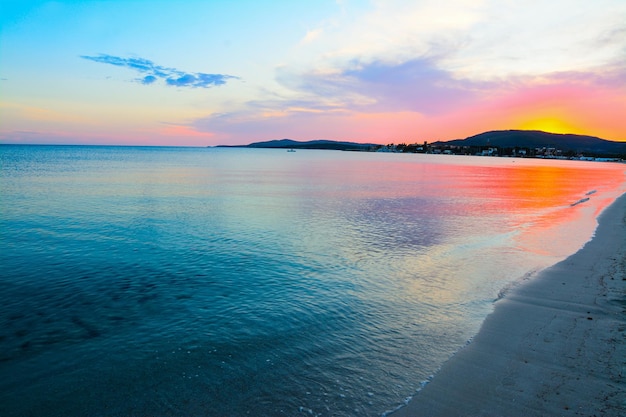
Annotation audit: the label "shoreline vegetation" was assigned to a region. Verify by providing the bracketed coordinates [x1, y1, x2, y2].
[390, 193, 626, 417]
[217, 129, 626, 161]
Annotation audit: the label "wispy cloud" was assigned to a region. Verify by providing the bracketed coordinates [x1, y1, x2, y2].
[293, 0, 626, 81]
[80, 54, 239, 88]
[273, 58, 487, 116]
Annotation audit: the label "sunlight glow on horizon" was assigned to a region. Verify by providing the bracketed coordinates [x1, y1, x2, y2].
[519, 118, 578, 136]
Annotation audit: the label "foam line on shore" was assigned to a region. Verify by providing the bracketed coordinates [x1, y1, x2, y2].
[391, 192, 626, 417]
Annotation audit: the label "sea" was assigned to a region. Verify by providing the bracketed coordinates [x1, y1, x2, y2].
[1, 145, 624, 417]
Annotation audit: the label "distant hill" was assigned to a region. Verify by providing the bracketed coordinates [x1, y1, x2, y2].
[217, 131, 626, 156]
[219, 139, 379, 151]
[439, 130, 626, 155]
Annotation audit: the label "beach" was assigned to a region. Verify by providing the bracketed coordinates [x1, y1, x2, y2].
[392, 193, 626, 416]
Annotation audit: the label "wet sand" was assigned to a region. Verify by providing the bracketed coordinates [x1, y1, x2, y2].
[392, 193, 626, 417]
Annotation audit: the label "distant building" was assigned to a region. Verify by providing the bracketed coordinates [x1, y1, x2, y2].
[479, 147, 498, 156]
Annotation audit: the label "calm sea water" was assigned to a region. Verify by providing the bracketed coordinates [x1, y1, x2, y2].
[1, 145, 624, 417]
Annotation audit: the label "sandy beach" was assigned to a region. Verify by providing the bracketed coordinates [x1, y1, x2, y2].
[392, 193, 626, 417]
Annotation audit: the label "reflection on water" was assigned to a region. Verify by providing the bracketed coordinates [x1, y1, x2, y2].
[0, 146, 624, 416]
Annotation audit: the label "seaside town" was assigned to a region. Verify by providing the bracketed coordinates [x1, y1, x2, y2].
[375, 141, 624, 162]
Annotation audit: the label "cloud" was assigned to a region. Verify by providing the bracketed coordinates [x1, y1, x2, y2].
[291, 0, 626, 82]
[291, 0, 484, 76]
[191, 105, 432, 146]
[142, 75, 157, 85]
[301, 28, 323, 44]
[341, 58, 483, 113]
[274, 58, 488, 115]
[188, 57, 489, 143]
[275, 54, 626, 120]
[81, 54, 239, 88]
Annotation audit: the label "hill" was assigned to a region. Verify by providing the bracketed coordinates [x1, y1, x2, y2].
[220, 139, 379, 151]
[439, 130, 626, 155]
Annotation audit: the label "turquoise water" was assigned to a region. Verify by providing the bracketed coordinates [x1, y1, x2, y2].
[0, 145, 624, 416]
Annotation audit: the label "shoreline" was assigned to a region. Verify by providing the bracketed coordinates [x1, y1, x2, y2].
[391, 193, 626, 417]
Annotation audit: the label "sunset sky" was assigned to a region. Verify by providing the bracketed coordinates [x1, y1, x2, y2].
[1, 0, 625, 146]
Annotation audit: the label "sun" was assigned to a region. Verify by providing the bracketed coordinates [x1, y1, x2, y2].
[518, 117, 577, 134]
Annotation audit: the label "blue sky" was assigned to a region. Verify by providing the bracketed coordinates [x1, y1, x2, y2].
[1, 0, 625, 146]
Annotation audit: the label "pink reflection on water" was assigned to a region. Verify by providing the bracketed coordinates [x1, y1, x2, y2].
[289, 152, 624, 264]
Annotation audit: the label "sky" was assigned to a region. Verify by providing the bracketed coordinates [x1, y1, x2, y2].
[1, 0, 625, 146]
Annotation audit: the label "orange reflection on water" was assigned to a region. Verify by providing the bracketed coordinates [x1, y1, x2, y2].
[457, 158, 625, 259]
[364, 156, 626, 317]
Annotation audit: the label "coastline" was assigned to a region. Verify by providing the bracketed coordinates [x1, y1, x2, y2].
[391, 192, 626, 417]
